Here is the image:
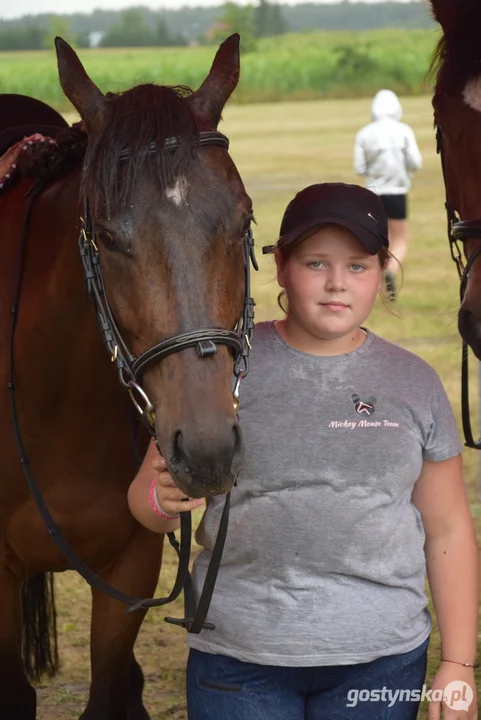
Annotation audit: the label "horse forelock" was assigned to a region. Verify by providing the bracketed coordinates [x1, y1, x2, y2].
[431, 1, 481, 96]
[83, 84, 199, 216]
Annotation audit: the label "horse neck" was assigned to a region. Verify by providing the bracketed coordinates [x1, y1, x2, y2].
[23, 170, 87, 320]
[16, 170, 123, 393]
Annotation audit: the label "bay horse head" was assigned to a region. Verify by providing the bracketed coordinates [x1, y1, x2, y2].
[55, 35, 253, 497]
[431, 0, 481, 358]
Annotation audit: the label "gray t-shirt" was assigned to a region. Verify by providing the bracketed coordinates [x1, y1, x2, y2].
[189, 321, 462, 666]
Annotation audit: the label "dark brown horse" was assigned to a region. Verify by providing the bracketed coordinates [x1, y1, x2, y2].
[0, 35, 253, 719]
[431, 0, 481, 358]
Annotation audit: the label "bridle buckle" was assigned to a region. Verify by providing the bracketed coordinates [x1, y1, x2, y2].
[233, 371, 243, 412]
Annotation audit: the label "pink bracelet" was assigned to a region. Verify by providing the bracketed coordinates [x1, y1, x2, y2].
[441, 658, 477, 668]
[149, 479, 180, 520]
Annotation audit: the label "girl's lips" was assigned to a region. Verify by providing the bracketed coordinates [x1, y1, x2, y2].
[321, 302, 348, 311]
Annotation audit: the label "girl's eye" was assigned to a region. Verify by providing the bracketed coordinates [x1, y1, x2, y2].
[308, 261, 325, 269]
[350, 263, 365, 272]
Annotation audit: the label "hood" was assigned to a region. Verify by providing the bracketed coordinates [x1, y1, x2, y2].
[371, 89, 402, 121]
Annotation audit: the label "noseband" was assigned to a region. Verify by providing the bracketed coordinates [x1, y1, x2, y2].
[436, 125, 481, 449]
[9, 129, 258, 635]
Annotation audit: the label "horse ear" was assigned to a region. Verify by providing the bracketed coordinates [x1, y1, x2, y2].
[55, 36, 106, 131]
[192, 33, 240, 127]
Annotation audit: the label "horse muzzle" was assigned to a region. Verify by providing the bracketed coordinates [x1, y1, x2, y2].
[166, 417, 244, 498]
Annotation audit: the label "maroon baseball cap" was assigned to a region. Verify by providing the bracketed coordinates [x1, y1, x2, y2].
[262, 183, 389, 255]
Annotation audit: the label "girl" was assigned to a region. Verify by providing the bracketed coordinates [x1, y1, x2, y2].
[128, 183, 478, 720]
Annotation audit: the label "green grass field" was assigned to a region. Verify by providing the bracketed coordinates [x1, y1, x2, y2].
[33, 95, 480, 719]
[0, 29, 439, 109]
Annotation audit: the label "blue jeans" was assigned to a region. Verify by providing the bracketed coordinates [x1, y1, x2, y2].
[186, 637, 429, 719]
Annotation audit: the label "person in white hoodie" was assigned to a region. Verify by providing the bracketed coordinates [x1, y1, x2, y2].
[354, 89, 422, 300]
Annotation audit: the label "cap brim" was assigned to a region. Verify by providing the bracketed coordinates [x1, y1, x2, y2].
[281, 216, 386, 255]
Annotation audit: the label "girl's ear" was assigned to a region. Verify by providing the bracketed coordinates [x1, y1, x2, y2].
[378, 271, 384, 294]
[274, 249, 286, 289]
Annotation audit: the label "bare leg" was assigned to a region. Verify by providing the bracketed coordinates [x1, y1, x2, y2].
[80, 527, 164, 720]
[0, 564, 37, 719]
[387, 219, 408, 271]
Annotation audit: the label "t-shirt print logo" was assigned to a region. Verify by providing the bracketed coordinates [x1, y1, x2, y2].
[351, 394, 376, 416]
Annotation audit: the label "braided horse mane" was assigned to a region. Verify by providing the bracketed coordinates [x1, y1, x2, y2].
[14, 125, 87, 184]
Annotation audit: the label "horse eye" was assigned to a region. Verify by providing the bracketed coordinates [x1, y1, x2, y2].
[241, 219, 252, 237]
[96, 230, 119, 251]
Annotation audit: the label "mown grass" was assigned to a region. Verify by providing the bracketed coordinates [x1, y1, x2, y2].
[0, 28, 440, 110]
[34, 95, 480, 719]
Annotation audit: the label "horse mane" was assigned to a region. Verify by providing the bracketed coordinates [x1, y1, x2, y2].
[84, 84, 198, 215]
[430, 0, 481, 94]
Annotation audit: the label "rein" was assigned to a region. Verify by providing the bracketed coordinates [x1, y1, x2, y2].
[436, 126, 481, 450]
[8, 130, 258, 633]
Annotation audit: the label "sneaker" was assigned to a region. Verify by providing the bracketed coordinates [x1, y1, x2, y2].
[385, 271, 397, 302]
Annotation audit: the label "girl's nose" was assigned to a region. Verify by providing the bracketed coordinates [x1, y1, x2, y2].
[325, 267, 347, 291]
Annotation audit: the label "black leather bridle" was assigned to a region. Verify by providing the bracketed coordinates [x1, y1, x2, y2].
[79, 131, 257, 425]
[8, 130, 258, 633]
[436, 125, 481, 450]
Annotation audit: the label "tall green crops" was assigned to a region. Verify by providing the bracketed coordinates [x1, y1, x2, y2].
[0, 29, 439, 110]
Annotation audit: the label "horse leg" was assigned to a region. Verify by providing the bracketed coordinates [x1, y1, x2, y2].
[80, 528, 164, 720]
[127, 653, 149, 720]
[0, 563, 37, 719]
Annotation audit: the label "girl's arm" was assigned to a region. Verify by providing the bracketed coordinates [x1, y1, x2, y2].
[127, 438, 204, 533]
[412, 454, 478, 717]
[403, 126, 422, 173]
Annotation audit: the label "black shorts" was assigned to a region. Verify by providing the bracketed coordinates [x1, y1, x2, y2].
[379, 194, 407, 220]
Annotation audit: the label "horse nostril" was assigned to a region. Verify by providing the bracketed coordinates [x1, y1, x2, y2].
[233, 422, 241, 450]
[171, 428, 183, 466]
[231, 421, 244, 474]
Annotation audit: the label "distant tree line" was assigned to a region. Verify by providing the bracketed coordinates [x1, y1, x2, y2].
[0, 10, 187, 50]
[204, 1, 288, 53]
[98, 9, 186, 48]
[0, 2, 434, 51]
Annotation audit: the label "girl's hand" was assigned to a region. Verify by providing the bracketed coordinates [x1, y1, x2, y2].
[153, 455, 204, 516]
[428, 663, 477, 720]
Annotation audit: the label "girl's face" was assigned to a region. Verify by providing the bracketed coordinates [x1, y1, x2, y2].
[276, 224, 383, 342]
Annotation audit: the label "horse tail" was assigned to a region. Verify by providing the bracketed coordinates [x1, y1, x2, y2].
[21, 573, 59, 680]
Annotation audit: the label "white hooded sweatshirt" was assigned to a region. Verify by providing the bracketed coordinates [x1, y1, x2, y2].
[354, 89, 422, 195]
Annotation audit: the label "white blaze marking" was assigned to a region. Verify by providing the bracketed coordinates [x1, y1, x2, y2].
[463, 76, 481, 113]
[165, 176, 188, 206]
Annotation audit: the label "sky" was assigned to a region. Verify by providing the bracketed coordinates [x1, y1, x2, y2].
[0, 0, 418, 22]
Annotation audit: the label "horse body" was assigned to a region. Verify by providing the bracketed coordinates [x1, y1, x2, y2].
[0, 34, 252, 718]
[0, 167, 163, 720]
